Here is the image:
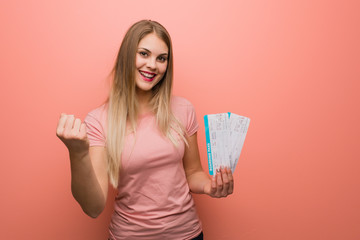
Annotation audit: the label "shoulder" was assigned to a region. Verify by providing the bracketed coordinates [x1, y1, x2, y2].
[171, 96, 199, 135]
[84, 104, 108, 145]
[84, 103, 108, 127]
[86, 104, 107, 119]
[171, 95, 197, 118]
[171, 96, 195, 109]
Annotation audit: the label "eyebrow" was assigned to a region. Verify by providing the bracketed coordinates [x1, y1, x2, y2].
[138, 47, 168, 56]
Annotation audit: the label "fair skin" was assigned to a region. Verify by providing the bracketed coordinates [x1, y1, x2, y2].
[56, 32, 233, 218]
[135, 33, 169, 113]
[56, 115, 108, 218]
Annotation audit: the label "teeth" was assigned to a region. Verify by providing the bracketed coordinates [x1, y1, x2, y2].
[140, 71, 155, 78]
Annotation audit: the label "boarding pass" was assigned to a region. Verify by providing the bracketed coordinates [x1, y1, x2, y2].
[204, 113, 250, 175]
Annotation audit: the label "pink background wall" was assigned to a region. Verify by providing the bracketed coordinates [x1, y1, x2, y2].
[1, 0, 359, 239]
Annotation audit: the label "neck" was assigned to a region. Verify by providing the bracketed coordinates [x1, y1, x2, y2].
[136, 89, 152, 115]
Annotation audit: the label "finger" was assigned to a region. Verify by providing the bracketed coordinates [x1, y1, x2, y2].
[64, 115, 75, 131]
[72, 118, 82, 133]
[221, 167, 230, 196]
[56, 113, 68, 136]
[216, 170, 223, 197]
[226, 167, 234, 194]
[210, 175, 217, 196]
[79, 122, 88, 139]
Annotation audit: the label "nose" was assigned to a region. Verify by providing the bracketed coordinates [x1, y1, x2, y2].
[146, 57, 157, 70]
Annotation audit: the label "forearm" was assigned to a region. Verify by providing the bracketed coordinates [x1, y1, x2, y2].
[186, 170, 211, 194]
[183, 133, 233, 198]
[69, 151, 106, 218]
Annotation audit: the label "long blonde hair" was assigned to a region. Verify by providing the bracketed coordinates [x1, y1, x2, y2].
[106, 20, 186, 188]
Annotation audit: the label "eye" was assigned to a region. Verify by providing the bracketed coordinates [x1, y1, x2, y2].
[139, 51, 148, 57]
[157, 56, 167, 62]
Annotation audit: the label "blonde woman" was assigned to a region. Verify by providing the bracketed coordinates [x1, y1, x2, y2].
[56, 20, 233, 240]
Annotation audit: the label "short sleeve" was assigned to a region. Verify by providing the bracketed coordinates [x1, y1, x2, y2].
[84, 106, 107, 147]
[186, 101, 199, 136]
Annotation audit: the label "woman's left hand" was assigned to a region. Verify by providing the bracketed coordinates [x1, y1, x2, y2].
[204, 167, 234, 198]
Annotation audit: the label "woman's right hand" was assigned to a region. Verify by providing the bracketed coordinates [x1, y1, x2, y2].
[56, 114, 108, 217]
[56, 113, 89, 156]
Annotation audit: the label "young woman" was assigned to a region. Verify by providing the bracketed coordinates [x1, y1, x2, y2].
[56, 20, 233, 240]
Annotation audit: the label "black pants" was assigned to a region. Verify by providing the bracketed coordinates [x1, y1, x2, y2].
[191, 231, 204, 240]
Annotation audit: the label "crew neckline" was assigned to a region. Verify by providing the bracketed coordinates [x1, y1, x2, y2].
[138, 111, 154, 119]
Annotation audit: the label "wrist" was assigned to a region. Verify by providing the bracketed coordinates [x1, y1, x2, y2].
[69, 148, 89, 160]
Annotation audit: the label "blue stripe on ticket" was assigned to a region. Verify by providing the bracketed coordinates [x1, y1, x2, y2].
[204, 115, 214, 175]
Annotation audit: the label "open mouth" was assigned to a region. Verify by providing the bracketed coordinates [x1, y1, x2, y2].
[139, 70, 156, 81]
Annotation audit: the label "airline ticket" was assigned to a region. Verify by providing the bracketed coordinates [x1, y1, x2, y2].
[204, 113, 250, 175]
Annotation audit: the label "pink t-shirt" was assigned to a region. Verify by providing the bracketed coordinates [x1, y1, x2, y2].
[84, 96, 202, 240]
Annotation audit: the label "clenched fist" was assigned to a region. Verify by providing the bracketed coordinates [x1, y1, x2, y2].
[56, 113, 89, 156]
